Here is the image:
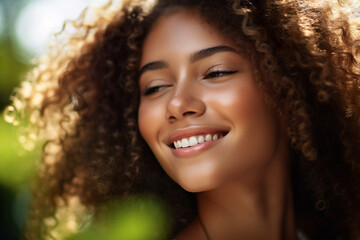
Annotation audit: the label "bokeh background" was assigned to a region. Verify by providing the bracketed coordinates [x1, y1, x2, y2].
[0, 0, 107, 239]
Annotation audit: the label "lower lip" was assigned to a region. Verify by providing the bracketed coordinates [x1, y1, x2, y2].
[170, 138, 223, 158]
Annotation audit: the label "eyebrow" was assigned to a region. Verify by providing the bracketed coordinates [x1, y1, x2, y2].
[138, 45, 238, 78]
[138, 61, 169, 77]
[189, 45, 237, 63]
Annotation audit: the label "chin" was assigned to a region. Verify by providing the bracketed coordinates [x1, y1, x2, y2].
[180, 184, 209, 193]
[175, 172, 221, 193]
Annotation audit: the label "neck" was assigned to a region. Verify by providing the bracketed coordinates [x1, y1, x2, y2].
[196, 133, 296, 240]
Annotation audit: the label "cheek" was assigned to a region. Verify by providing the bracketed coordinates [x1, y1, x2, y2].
[233, 79, 264, 118]
[234, 88, 266, 125]
[211, 80, 278, 176]
[232, 86, 278, 166]
[138, 100, 177, 180]
[138, 101, 162, 146]
[207, 79, 265, 124]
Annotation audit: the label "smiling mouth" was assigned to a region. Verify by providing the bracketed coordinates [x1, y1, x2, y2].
[169, 131, 229, 149]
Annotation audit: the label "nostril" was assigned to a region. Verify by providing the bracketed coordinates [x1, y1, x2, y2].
[165, 97, 206, 121]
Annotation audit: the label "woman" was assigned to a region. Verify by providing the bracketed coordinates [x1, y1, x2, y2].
[6, 0, 360, 239]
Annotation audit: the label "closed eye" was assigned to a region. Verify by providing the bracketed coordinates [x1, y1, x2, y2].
[203, 70, 238, 79]
[143, 85, 171, 96]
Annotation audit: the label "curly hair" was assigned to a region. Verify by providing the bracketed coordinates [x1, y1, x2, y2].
[5, 0, 360, 239]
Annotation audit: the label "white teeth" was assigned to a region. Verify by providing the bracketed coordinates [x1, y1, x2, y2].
[181, 138, 189, 148]
[205, 134, 212, 142]
[189, 137, 197, 146]
[173, 133, 224, 149]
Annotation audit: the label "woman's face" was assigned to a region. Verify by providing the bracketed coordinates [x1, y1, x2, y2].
[138, 8, 279, 192]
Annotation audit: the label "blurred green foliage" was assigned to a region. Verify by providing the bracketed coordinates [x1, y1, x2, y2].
[0, 117, 39, 188]
[0, 36, 34, 239]
[0, 38, 29, 108]
[0, 1, 34, 239]
[67, 196, 171, 240]
[0, 4, 35, 192]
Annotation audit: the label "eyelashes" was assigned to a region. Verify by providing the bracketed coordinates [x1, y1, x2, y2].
[142, 69, 238, 96]
[144, 85, 170, 96]
[203, 69, 238, 79]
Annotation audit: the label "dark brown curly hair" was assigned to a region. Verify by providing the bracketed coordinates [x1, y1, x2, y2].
[5, 0, 360, 239]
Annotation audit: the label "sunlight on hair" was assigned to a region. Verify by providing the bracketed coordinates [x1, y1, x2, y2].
[18, 135, 35, 151]
[293, 0, 360, 47]
[19, 81, 33, 99]
[15, 0, 112, 59]
[44, 197, 90, 240]
[3, 105, 20, 126]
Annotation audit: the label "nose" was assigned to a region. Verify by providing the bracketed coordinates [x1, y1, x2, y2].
[165, 84, 206, 122]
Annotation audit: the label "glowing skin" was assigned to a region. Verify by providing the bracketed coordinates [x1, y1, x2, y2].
[138, 8, 296, 240]
[138, 11, 278, 192]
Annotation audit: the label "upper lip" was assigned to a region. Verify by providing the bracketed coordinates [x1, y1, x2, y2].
[166, 126, 230, 145]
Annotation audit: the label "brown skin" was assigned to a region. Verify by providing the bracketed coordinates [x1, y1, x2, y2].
[138, 9, 296, 240]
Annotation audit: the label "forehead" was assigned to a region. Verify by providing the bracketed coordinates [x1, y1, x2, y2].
[140, 8, 236, 66]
